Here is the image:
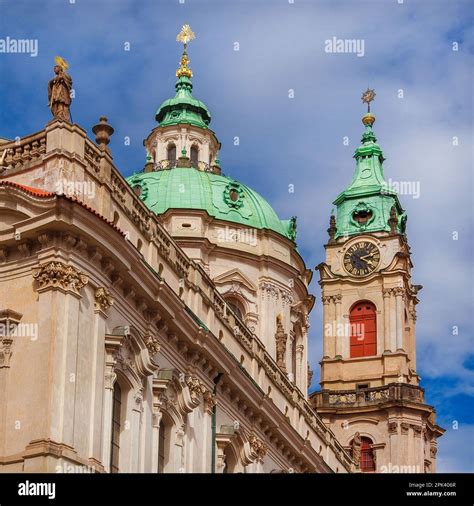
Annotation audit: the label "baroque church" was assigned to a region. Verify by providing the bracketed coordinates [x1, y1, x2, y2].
[0, 26, 443, 474]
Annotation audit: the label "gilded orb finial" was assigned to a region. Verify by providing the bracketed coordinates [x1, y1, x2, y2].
[176, 24, 195, 79]
[361, 87, 376, 126]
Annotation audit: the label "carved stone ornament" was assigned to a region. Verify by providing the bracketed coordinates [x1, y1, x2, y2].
[274, 315, 287, 372]
[388, 421, 398, 434]
[144, 333, 161, 356]
[430, 446, 437, 458]
[351, 432, 362, 467]
[94, 287, 114, 313]
[185, 375, 206, 404]
[400, 422, 410, 435]
[411, 424, 422, 437]
[32, 261, 88, 295]
[249, 434, 267, 461]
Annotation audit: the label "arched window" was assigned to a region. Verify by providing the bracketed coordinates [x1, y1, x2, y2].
[158, 420, 165, 473]
[350, 301, 377, 358]
[110, 382, 122, 473]
[360, 437, 376, 472]
[167, 144, 176, 162]
[190, 145, 199, 166]
[350, 435, 375, 472]
[226, 298, 244, 321]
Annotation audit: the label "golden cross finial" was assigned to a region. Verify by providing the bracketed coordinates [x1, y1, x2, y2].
[361, 88, 376, 113]
[176, 25, 195, 79]
[176, 24, 195, 46]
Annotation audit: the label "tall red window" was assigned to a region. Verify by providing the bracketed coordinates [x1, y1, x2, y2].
[350, 301, 377, 358]
[360, 437, 376, 472]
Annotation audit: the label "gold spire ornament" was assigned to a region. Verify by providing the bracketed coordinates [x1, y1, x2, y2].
[361, 88, 376, 126]
[176, 24, 195, 45]
[176, 24, 195, 79]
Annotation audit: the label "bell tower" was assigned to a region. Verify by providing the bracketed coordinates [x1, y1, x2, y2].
[310, 90, 444, 473]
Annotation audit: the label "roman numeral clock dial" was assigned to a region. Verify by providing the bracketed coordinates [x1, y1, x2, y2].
[343, 241, 380, 276]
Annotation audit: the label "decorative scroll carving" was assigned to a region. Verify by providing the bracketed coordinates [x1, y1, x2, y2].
[32, 261, 88, 295]
[400, 422, 410, 435]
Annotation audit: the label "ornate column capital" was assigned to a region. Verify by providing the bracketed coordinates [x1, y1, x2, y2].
[94, 287, 114, 315]
[32, 261, 88, 296]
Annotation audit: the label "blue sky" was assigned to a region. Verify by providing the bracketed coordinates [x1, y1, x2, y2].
[0, 0, 472, 472]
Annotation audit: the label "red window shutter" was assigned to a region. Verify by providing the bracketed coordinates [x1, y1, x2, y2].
[350, 302, 377, 358]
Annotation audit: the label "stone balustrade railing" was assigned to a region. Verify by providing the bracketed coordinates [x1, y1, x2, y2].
[0, 130, 47, 171]
[313, 383, 425, 408]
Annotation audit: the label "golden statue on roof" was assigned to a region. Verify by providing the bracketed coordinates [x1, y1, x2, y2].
[48, 56, 73, 122]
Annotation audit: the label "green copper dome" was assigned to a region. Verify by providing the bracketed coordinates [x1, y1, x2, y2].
[126, 168, 295, 241]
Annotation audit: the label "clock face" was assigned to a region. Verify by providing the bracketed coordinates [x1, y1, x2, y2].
[343, 241, 380, 276]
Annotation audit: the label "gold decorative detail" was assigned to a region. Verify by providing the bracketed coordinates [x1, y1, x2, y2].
[361, 88, 376, 125]
[176, 24, 195, 79]
[94, 287, 114, 313]
[176, 24, 195, 45]
[54, 55, 69, 71]
[32, 261, 88, 295]
[176, 53, 193, 79]
[361, 88, 376, 110]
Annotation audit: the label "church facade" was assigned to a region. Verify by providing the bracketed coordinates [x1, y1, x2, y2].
[0, 26, 442, 474]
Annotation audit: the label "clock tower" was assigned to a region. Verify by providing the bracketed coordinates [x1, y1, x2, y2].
[310, 91, 444, 473]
